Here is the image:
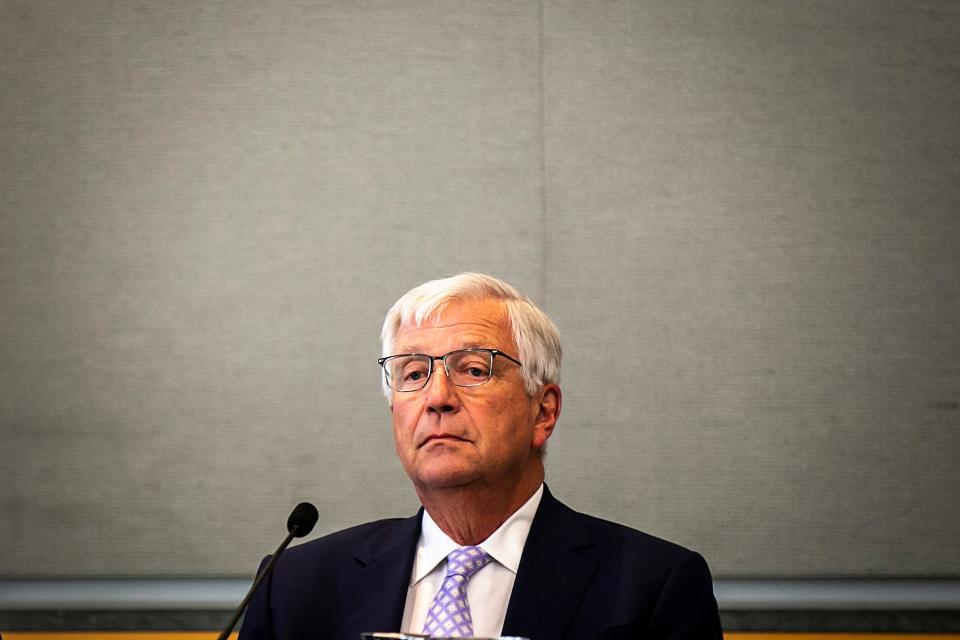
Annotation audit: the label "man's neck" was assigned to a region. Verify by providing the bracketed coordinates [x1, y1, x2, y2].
[416, 473, 544, 546]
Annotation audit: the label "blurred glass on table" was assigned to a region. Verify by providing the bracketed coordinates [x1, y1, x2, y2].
[362, 634, 529, 640]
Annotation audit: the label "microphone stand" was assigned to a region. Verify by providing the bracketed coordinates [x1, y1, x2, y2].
[216, 524, 303, 640]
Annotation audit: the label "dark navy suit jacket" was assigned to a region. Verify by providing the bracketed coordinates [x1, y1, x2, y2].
[238, 486, 722, 640]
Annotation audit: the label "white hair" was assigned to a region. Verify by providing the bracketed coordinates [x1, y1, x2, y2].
[380, 273, 562, 397]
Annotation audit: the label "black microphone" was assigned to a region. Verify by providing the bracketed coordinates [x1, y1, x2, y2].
[217, 502, 319, 640]
[287, 502, 320, 538]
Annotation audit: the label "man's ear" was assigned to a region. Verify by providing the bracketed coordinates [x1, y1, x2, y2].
[532, 383, 561, 449]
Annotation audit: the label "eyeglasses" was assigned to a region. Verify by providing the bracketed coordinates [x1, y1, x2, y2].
[378, 348, 523, 392]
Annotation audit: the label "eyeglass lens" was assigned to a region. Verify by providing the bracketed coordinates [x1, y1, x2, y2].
[385, 350, 495, 391]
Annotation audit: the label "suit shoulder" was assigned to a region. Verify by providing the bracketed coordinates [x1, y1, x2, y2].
[280, 516, 416, 562]
[558, 501, 706, 569]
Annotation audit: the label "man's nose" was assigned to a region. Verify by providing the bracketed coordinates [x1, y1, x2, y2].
[424, 362, 459, 414]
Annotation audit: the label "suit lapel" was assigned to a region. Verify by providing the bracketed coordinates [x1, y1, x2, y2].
[340, 512, 422, 636]
[502, 486, 597, 640]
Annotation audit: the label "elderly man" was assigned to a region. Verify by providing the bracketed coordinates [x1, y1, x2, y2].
[239, 273, 722, 639]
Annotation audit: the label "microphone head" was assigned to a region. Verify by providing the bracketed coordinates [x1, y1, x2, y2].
[287, 502, 319, 538]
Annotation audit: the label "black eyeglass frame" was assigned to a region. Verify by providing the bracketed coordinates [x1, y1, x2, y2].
[378, 348, 523, 392]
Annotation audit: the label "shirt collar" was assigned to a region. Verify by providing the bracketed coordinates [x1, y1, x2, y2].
[410, 484, 544, 586]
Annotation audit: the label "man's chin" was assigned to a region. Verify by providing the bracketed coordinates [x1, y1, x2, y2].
[411, 463, 479, 491]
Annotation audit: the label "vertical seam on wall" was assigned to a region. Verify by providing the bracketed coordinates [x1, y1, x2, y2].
[538, 0, 548, 305]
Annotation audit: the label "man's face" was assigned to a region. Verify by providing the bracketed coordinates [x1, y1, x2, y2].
[389, 298, 555, 493]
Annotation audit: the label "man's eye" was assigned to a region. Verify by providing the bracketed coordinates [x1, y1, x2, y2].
[456, 360, 490, 378]
[403, 367, 428, 381]
[397, 361, 429, 381]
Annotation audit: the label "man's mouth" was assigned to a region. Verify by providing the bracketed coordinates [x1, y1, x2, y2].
[420, 433, 467, 447]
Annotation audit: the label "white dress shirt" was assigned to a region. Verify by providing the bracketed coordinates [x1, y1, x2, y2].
[400, 484, 544, 637]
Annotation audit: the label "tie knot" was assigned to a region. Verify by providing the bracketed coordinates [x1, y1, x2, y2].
[445, 546, 491, 580]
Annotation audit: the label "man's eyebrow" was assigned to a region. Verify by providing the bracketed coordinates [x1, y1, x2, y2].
[391, 347, 422, 355]
[391, 340, 495, 355]
[391, 343, 428, 354]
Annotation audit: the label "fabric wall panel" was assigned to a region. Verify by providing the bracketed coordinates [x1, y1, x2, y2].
[541, 0, 960, 576]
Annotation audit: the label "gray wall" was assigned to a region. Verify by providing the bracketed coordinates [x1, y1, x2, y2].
[1, 1, 957, 579]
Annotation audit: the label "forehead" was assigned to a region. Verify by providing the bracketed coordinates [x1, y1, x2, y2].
[394, 298, 514, 352]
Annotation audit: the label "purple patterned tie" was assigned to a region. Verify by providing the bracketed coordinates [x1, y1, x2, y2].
[422, 546, 492, 637]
